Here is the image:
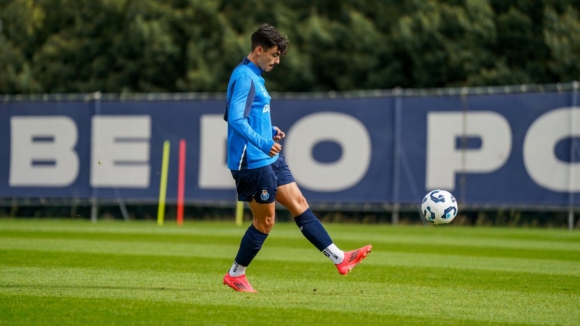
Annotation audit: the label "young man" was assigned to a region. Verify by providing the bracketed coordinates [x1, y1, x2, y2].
[223, 24, 372, 293]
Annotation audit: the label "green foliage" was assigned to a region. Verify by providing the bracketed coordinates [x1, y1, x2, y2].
[0, 0, 579, 93]
[0, 0, 44, 93]
[391, 0, 497, 87]
[544, 5, 580, 82]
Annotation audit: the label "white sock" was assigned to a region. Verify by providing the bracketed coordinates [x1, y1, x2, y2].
[322, 243, 344, 264]
[228, 261, 246, 277]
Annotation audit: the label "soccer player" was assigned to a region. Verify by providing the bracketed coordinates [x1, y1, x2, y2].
[222, 24, 372, 293]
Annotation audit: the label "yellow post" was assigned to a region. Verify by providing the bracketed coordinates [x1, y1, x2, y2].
[235, 200, 244, 226]
[157, 140, 170, 226]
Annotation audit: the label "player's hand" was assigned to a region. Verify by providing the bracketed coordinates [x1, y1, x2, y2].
[273, 126, 285, 142]
[269, 143, 282, 156]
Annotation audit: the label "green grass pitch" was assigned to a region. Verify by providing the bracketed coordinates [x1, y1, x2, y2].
[1, 219, 579, 326]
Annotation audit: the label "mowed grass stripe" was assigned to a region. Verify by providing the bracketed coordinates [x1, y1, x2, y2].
[2, 221, 580, 263]
[1, 266, 579, 326]
[1, 236, 579, 276]
[2, 250, 579, 295]
[0, 295, 526, 326]
[2, 230, 578, 262]
[2, 228, 580, 260]
[2, 219, 578, 238]
[2, 219, 580, 246]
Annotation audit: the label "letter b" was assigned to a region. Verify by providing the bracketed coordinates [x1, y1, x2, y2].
[10, 116, 79, 187]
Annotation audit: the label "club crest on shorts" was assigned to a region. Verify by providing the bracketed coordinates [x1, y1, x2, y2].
[260, 190, 269, 201]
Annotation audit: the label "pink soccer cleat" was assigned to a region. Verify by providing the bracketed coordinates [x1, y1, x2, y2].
[223, 273, 257, 293]
[335, 244, 372, 275]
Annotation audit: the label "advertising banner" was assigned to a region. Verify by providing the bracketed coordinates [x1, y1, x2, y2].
[1, 89, 578, 207]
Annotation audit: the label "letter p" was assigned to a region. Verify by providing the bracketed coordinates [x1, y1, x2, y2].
[426, 111, 512, 190]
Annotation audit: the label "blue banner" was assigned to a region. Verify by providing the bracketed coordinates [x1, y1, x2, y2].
[0, 90, 578, 207]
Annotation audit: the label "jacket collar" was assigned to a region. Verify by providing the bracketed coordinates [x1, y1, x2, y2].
[242, 57, 262, 76]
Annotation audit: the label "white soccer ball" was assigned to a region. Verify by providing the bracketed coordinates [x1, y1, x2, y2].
[421, 190, 458, 225]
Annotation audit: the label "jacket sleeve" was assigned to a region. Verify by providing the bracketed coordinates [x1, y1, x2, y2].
[228, 74, 275, 154]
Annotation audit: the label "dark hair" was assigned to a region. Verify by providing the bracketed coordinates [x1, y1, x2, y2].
[251, 24, 288, 55]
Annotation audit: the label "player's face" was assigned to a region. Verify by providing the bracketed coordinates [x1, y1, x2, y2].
[258, 46, 281, 72]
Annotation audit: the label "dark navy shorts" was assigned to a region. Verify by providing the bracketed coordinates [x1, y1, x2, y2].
[231, 154, 295, 203]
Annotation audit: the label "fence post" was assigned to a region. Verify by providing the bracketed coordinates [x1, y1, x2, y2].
[569, 81, 579, 230]
[392, 87, 402, 225]
[460, 87, 469, 209]
[91, 91, 101, 223]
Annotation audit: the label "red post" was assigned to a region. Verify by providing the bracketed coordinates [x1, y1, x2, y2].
[177, 139, 186, 225]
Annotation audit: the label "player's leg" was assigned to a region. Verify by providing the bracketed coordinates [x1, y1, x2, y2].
[276, 182, 371, 274]
[276, 182, 334, 251]
[223, 166, 277, 292]
[223, 199, 274, 292]
[228, 199, 275, 275]
[274, 154, 371, 275]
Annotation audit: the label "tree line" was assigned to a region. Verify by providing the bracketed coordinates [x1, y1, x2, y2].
[0, 0, 579, 94]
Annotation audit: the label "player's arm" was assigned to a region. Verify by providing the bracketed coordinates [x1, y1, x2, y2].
[228, 75, 276, 154]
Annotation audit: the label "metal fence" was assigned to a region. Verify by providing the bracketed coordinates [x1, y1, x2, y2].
[1, 82, 579, 227]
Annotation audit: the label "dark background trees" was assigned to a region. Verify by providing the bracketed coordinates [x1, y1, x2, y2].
[1, 0, 579, 94]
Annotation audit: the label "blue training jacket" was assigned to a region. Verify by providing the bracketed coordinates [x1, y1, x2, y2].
[224, 57, 278, 171]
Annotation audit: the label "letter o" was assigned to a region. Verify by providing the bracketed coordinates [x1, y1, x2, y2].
[524, 107, 580, 192]
[284, 112, 371, 191]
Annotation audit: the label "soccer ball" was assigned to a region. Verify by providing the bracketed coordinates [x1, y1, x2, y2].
[421, 190, 458, 225]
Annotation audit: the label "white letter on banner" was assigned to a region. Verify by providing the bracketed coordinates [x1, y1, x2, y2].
[524, 107, 580, 192]
[198, 114, 233, 189]
[10, 116, 79, 187]
[91, 116, 151, 188]
[285, 112, 371, 191]
[426, 111, 511, 190]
